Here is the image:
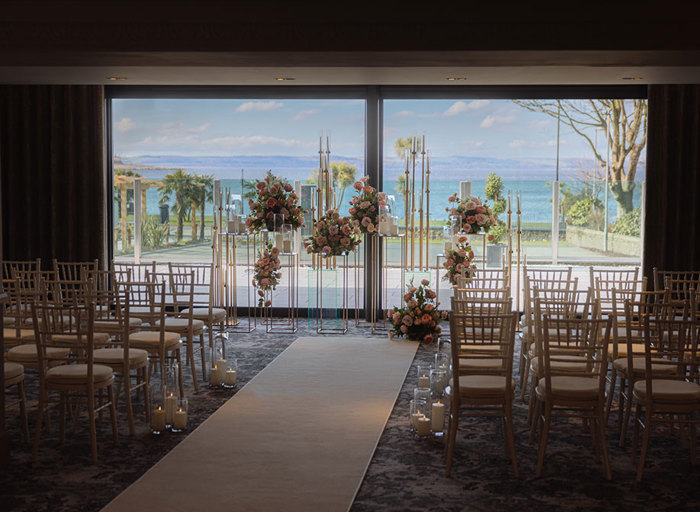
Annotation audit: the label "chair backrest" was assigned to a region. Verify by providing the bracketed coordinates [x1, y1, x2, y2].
[595, 277, 647, 314]
[9, 269, 58, 325]
[637, 299, 698, 399]
[451, 295, 512, 317]
[53, 259, 99, 281]
[540, 314, 612, 398]
[168, 263, 213, 310]
[653, 268, 700, 292]
[453, 287, 510, 304]
[1, 258, 41, 282]
[623, 290, 672, 369]
[590, 267, 639, 290]
[31, 295, 97, 381]
[665, 278, 700, 304]
[449, 308, 518, 389]
[149, 270, 195, 322]
[456, 268, 509, 290]
[112, 261, 156, 284]
[523, 274, 577, 329]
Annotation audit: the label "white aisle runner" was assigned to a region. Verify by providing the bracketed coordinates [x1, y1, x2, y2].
[102, 336, 418, 512]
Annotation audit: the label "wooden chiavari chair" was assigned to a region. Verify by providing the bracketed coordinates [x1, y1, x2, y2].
[31, 287, 119, 462]
[2, 258, 41, 325]
[594, 276, 646, 316]
[169, 262, 226, 358]
[112, 261, 157, 284]
[456, 268, 509, 290]
[531, 313, 613, 479]
[52, 259, 99, 281]
[590, 266, 639, 291]
[652, 268, 700, 292]
[446, 297, 518, 477]
[631, 299, 700, 482]
[4, 360, 29, 442]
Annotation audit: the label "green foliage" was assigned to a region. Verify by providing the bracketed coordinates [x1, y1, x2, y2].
[141, 218, 169, 250]
[566, 198, 604, 230]
[484, 172, 507, 243]
[610, 207, 641, 237]
[395, 174, 406, 196]
[158, 169, 199, 241]
[393, 137, 422, 159]
[113, 169, 142, 211]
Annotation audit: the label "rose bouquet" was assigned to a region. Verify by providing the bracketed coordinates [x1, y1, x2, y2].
[389, 280, 447, 343]
[247, 171, 306, 233]
[348, 176, 387, 235]
[443, 235, 477, 286]
[252, 243, 282, 307]
[304, 209, 361, 256]
[446, 193, 497, 239]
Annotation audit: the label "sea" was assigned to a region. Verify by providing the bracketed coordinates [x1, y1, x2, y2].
[119, 155, 644, 226]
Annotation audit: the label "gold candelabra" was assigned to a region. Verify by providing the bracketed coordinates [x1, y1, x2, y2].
[505, 191, 523, 314]
[313, 134, 335, 269]
[403, 135, 430, 271]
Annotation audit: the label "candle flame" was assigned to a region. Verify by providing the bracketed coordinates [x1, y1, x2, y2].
[178, 408, 183, 413]
[157, 406, 162, 411]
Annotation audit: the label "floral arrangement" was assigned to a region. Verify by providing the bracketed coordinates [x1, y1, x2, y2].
[443, 235, 477, 286]
[446, 193, 497, 239]
[247, 171, 306, 233]
[389, 280, 446, 343]
[252, 243, 281, 307]
[348, 176, 387, 235]
[304, 209, 361, 256]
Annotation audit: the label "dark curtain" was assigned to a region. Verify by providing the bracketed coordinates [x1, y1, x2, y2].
[643, 85, 700, 284]
[0, 85, 105, 266]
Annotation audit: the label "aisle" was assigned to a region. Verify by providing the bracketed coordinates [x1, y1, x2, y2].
[102, 336, 418, 512]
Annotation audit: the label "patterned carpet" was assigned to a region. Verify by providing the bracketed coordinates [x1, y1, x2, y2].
[2, 321, 699, 512]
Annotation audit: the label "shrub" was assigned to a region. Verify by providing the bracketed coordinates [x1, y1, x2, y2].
[610, 207, 641, 237]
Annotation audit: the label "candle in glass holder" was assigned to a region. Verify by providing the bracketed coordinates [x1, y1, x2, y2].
[417, 365, 430, 389]
[416, 414, 431, 436]
[216, 359, 227, 380]
[151, 405, 166, 432]
[172, 398, 188, 432]
[210, 365, 222, 386]
[165, 391, 177, 425]
[431, 400, 445, 433]
[225, 369, 236, 387]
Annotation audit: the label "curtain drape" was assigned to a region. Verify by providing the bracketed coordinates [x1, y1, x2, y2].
[0, 85, 105, 266]
[644, 84, 700, 283]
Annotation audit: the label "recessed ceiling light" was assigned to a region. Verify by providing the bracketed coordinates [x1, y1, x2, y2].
[621, 77, 643, 80]
[446, 77, 468, 81]
[107, 76, 127, 81]
[274, 77, 295, 81]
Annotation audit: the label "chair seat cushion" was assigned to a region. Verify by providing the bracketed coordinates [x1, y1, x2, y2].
[531, 357, 589, 375]
[129, 330, 182, 349]
[154, 318, 204, 332]
[94, 317, 142, 331]
[608, 342, 646, 358]
[633, 379, 700, 402]
[4, 362, 24, 383]
[181, 307, 226, 322]
[52, 332, 111, 347]
[7, 344, 70, 363]
[613, 357, 677, 375]
[3, 328, 35, 340]
[46, 364, 113, 387]
[459, 357, 503, 370]
[453, 375, 514, 398]
[3, 315, 16, 326]
[537, 376, 600, 400]
[93, 347, 149, 366]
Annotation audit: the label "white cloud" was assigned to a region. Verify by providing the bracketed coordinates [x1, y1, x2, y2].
[235, 101, 284, 113]
[529, 119, 552, 129]
[480, 113, 516, 128]
[508, 139, 526, 148]
[461, 140, 485, 149]
[508, 138, 565, 149]
[115, 117, 134, 132]
[391, 110, 415, 119]
[443, 100, 490, 117]
[159, 120, 211, 135]
[291, 109, 319, 121]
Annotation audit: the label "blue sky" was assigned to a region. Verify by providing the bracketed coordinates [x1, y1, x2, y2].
[112, 98, 620, 161]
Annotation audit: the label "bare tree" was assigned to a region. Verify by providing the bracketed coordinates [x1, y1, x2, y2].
[512, 99, 647, 216]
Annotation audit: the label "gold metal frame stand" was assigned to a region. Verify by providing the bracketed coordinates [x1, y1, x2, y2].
[264, 250, 299, 334]
[370, 233, 406, 335]
[316, 252, 349, 335]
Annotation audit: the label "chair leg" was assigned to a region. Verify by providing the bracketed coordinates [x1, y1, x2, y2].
[529, 398, 542, 445]
[636, 409, 652, 483]
[505, 402, 519, 478]
[520, 355, 529, 401]
[620, 378, 633, 448]
[526, 372, 537, 424]
[445, 409, 458, 477]
[689, 412, 696, 465]
[59, 392, 66, 445]
[590, 414, 601, 463]
[605, 368, 617, 425]
[186, 335, 199, 391]
[32, 388, 46, 459]
[87, 388, 98, 463]
[597, 406, 612, 481]
[18, 381, 30, 443]
[124, 368, 135, 436]
[108, 385, 119, 448]
[536, 404, 552, 478]
[631, 402, 641, 462]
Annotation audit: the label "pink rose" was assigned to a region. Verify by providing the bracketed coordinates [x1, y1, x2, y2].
[284, 183, 293, 192]
[392, 312, 401, 323]
[265, 197, 277, 208]
[402, 315, 414, 326]
[317, 236, 327, 246]
[423, 334, 433, 343]
[400, 325, 408, 334]
[448, 193, 458, 202]
[354, 227, 361, 234]
[271, 247, 280, 256]
[403, 292, 413, 302]
[465, 201, 476, 210]
[421, 279, 430, 286]
[348, 207, 357, 215]
[256, 181, 266, 189]
[476, 206, 486, 214]
[475, 213, 487, 225]
[362, 186, 373, 193]
[407, 300, 417, 308]
[322, 245, 331, 255]
[340, 237, 350, 247]
[341, 224, 351, 235]
[328, 225, 339, 235]
[353, 181, 363, 191]
[360, 201, 370, 209]
[424, 304, 434, 311]
[361, 217, 371, 227]
[366, 223, 375, 232]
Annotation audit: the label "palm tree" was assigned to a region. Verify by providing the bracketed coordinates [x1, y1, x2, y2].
[158, 169, 196, 242]
[331, 161, 357, 206]
[113, 169, 141, 213]
[195, 174, 214, 240]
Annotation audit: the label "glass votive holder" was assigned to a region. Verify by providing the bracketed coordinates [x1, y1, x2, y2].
[431, 397, 446, 437]
[223, 358, 238, 389]
[171, 398, 189, 433]
[416, 365, 431, 389]
[209, 364, 223, 388]
[410, 399, 429, 435]
[415, 406, 432, 438]
[414, 387, 431, 407]
[430, 368, 447, 398]
[435, 351, 450, 371]
[149, 385, 166, 435]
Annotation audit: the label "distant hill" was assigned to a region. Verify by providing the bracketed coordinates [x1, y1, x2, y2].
[114, 155, 646, 181]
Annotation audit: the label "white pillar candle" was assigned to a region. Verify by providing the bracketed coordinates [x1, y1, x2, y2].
[418, 375, 430, 389]
[431, 401, 445, 432]
[275, 233, 284, 248]
[390, 223, 399, 236]
[282, 239, 292, 253]
[210, 366, 222, 386]
[173, 409, 188, 430]
[225, 369, 237, 387]
[416, 415, 431, 436]
[151, 406, 166, 432]
[217, 359, 227, 380]
[165, 393, 177, 425]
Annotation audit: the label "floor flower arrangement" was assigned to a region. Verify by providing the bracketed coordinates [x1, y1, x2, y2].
[247, 171, 305, 233]
[252, 242, 282, 307]
[348, 176, 387, 235]
[304, 209, 361, 256]
[389, 280, 446, 343]
[446, 193, 497, 239]
[442, 235, 477, 286]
